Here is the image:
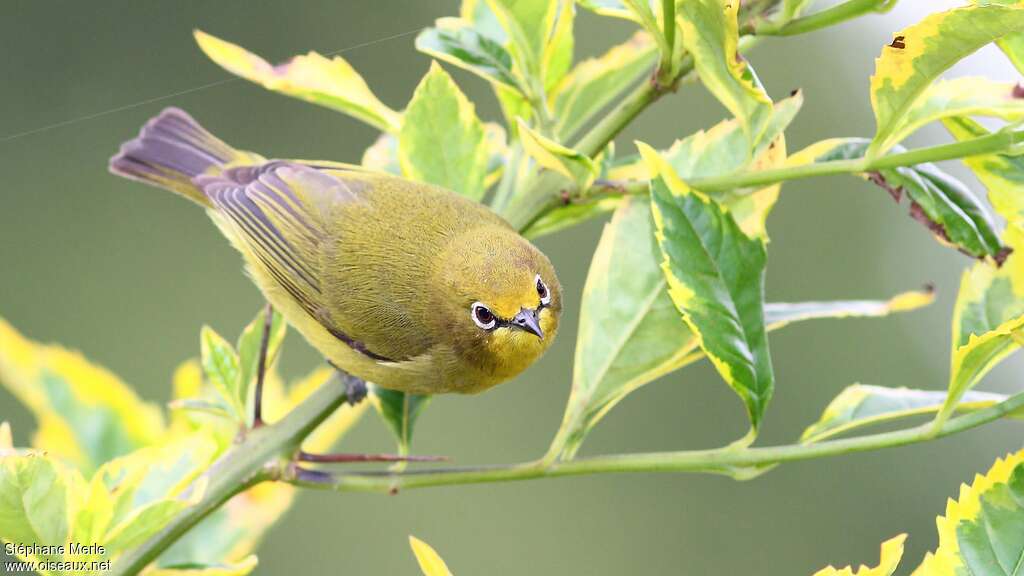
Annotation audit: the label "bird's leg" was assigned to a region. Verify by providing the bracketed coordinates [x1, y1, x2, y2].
[294, 369, 446, 464]
[252, 303, 274, 429]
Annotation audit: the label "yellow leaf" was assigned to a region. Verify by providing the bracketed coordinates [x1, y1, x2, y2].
[813, 534, 907, 576]
[517, 118, 598, 188]
[0, 315, 165, 473]
[194, 30, 401, 133]
[409, 536, 454, 576]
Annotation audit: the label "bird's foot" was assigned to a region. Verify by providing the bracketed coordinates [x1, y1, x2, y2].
[336, 370, 367, 405]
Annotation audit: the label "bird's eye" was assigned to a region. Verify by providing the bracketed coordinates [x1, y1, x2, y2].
[535, 274, 551, 306]
[471, 302, 497, 330]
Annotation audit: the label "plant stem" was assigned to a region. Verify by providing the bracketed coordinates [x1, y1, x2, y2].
[752, 0, 896, 37]
[292, 390, 1024, 494]
[503, 73, 678, 230]
[110, 377, 351, 576]
[571, 130, 1024, 204]
[659, 0, 677, 85]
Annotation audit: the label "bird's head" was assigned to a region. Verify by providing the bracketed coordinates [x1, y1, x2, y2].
[432, 226, 561, 390]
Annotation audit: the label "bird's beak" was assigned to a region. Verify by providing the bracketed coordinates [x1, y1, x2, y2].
[511, 308, 544, 339]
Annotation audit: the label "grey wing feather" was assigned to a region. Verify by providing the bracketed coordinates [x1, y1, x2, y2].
[197, 162, 393, 361]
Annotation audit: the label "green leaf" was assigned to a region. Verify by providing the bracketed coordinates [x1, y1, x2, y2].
[678, 0, 773, 147]
[944, 116, 1024, 229]
[550, 196, 700, 458]
[548, 196, 936, 458]
[543, 0, 575, 91]
[200, 326, 243, 421]
[973, 0, 1024, 75]
[399, 62, 489, 200]
[236, 308, 285, 426]
[486, 0, 560, 81]
[938, 228, 1024, 423]
[0, 454, 84, 557]
[497, 84, 534, 131]
[621, 0, 669, 58]
[640, 143, 773, 439]
[517, 118, 599, 189]
[551, 32, 658, 140]
[801, 384, 1011, 444]
[879, 78, 1024, 153]
[96, 434, 217, 542]
[194, 31, 401, 133]
[371, 387, 432, 453]
[782, 0, 817, 21]
[160, 368, 366, 570]
[801, 138, 1005, 262]
[667, 91, 802, 239]
[868, 3, 1024, 156]
[765, 289, 935, 329]
[361, 133, 402, 175]
[0, 316, 166, 474]
[415, 18, 521, 90]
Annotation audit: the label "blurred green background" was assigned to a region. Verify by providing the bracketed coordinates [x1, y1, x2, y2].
[1, 1, 1021, 574]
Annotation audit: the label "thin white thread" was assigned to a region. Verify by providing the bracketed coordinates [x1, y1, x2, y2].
[0, 26, 424, 144]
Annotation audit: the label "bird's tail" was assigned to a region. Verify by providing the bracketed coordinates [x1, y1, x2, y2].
[109, 107, 260, 207]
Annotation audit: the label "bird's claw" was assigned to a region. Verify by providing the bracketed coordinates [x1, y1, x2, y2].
[342, 374, 367, 405]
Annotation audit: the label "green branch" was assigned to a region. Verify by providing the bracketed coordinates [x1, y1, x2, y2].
[110, 378, 351, 576]
[566, 129, 1023, 207]
[751, 0, 897, 37]
[290, 390, 1024, 493]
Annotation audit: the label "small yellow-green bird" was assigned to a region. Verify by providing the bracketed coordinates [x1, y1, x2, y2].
[110, 108, 560, 395]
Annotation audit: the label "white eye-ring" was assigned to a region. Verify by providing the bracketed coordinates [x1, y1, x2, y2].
[535, 274, 551, 306]
[471, 302, 497, 330]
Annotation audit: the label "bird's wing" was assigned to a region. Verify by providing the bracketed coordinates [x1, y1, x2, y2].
[197, 161, 401, 362]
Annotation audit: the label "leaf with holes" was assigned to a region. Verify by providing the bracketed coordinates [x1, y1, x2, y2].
[868, 3, 1024, 156]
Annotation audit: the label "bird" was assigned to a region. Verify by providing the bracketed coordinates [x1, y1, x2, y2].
[110, 108, 561, 396]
